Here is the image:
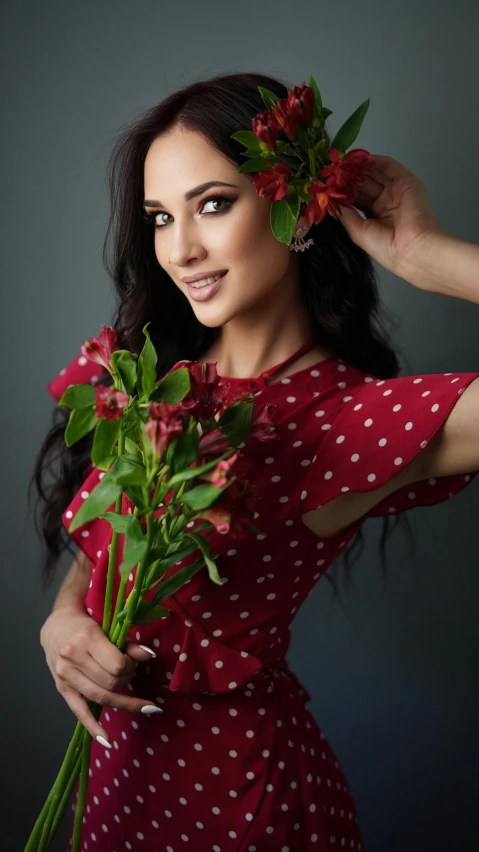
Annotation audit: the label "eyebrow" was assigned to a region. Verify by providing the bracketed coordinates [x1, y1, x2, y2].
[143, 180, 239, 208]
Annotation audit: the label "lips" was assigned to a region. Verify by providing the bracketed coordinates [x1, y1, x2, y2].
[181, 269, 228, 284]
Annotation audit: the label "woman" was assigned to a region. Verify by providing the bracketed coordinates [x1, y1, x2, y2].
[31, 71, 479, 851]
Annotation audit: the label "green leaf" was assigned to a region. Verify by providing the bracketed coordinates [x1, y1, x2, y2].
[153, 557, 205, 603]
[133, 601, 170, 625]
[217, 399, 254, 448]
[59, 383, 96, 409]
[182, 483, 224, 511]
[330, 97, 371, 153]
[308, 74, 323, 114]
[125, 435, 141, 456]
[137, 323, 158, 401]
[65, 406, 98, 448]
[169, 425, 199, 477]
[124, 485, 148, 512]
[237, 158, 275, 175]
[110, 455, 147, 487]
[269, 198, 296, 246]
[230, 130, 262, 151]
[295, 126, 310, 161]
[166, 451, 231, 489]
[99, 511, 135, 534]
[157, 537, 198, 572]
[150, 367, 191, 403]
[92, 417, 121, 469]
[117, 516, 148, 578]
[112, 351, 137, 396]
[68, 474, 123, 531]
[185, 531, 222, 586]
[257, 86, 280, 111]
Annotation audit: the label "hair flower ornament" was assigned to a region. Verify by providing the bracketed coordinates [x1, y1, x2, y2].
[231, 75, 375, 249]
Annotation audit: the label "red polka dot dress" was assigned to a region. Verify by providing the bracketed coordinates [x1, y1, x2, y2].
[47, 340, 479, 852]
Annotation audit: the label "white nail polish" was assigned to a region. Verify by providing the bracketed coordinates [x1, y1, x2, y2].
[141, 705, 163, 715]
[96, 735, 112, 749]
[139, 645, 157, 658]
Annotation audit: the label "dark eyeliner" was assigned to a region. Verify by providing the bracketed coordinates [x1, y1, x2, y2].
[142, 193, 235, 227]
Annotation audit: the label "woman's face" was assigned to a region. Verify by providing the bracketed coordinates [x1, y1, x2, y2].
[143, 125, 303, 328]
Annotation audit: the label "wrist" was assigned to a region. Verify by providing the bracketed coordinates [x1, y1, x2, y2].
[396, 227, 455, 294]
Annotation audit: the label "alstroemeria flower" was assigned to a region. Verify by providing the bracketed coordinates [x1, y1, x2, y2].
[321, 148, 374, 194]
[253, 162, 290, 201]
[94, 385, 129, 422]
[198, 428, 230, 458]
[145, 401, 189, 460]
[186, 360, 231, 421]
[250, 403, 279, 441]
[252, 110, 280, 151]
[304, 177, 353, 226]
[284, 83, 315, 131]
[199, 451, 239, 488]
[81, 325, 119, 373]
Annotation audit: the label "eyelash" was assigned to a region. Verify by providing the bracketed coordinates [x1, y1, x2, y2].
[142, 193, 234, 228]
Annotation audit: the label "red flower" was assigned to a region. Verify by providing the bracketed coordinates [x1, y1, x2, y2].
[145, 401, 189, 460]
[199, 451, 239, 488]
[94, 385, 129, 422]
[198, 428, 230, 458]
[270, 83, 315, 141]
[252, 110, 280, 151]
[195, 506, 232, 535]
[321, 148, 375, 194]
[304, 177, 353, 226]
[186, 360, 231, 422]
[81, 325, 119, 373]
[285, 83, 315, 130]
[253, 162, 290, 202]
[250, 403, 279, 441]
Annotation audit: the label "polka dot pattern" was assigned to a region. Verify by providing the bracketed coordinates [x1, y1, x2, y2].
[51, 344, 478, 852]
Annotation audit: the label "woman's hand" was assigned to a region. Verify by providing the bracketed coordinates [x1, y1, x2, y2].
[40, 607, 162, 743]
[337, 154, 446, 286]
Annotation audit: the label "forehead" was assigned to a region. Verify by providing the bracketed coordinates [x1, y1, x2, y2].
[144, 127, 234, 193]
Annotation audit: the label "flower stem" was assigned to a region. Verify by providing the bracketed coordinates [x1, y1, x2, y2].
[71, 729, 94, 851]
[30, 720, 85, 852]
[102, 430, 126, 635]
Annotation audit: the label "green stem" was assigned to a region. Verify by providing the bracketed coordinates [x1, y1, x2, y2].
[32, 721, 85, 852]
[71, 730, 94, 852]
[46, 751, 82, 846]
[102, 430, 126, 635]
[116, 513, 156, 648]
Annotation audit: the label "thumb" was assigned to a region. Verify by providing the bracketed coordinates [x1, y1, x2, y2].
[123, 641, 157, 664]
[337, 204, 365, 234]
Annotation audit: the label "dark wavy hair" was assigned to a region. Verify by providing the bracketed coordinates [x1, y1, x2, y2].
[28, 71, 416, 595]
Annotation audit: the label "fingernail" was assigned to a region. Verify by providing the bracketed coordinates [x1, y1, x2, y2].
[141, 705, 163, 716]
[139, 645, 157, 658]
[96, 735, 112, 749]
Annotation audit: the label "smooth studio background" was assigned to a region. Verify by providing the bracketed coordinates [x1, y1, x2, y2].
[2, 1, 478, 849]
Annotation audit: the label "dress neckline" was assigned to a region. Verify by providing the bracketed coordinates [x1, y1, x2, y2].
[214, 341, 339, 387]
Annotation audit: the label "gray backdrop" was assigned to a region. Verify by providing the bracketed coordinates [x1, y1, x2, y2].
[2, 1, 478, 849]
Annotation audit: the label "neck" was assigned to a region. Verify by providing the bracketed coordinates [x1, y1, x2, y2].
[205, 291, 316, 379]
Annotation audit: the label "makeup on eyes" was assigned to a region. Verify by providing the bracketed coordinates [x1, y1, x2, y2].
[142, 193, 236, 228]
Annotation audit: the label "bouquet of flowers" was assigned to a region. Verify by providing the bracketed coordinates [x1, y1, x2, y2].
[25, 324, 278, 851]
[231, 74, 374, 246]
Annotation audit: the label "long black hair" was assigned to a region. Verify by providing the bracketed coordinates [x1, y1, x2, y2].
[28, 71, 415, 594]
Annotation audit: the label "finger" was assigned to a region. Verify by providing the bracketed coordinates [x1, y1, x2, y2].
[122, 641, 158, 664]
[369, 154, 414, 182]
[60, 685, 114, 744]
[87, 634, 143, 679]
[71, 651, 138, 691]
[59, 668, 163, 715]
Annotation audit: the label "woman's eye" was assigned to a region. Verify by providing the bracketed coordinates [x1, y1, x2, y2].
[145, 194, 233, 228]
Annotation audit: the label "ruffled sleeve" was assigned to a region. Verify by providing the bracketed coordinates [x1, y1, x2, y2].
[47, 346, 106, 402]
[300, 370, 479, 522]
